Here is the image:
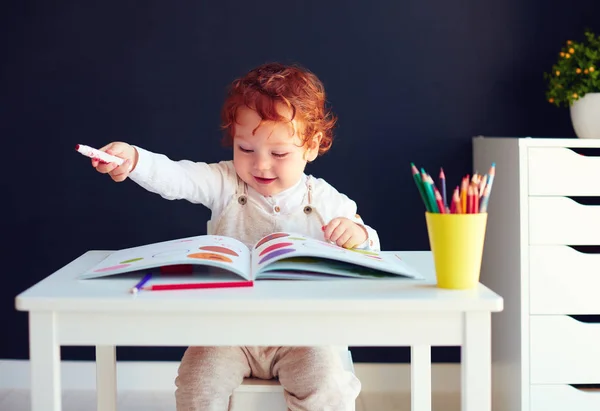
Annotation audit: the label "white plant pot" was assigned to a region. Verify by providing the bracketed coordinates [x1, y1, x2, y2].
[570, 92, 600, 139]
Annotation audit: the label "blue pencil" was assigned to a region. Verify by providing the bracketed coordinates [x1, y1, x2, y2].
[130, 273, 152, 294]
[439, 168, 447, 211]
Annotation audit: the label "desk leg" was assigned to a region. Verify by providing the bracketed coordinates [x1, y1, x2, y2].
[410, 345, 431, 411]
[29, 312, 61, 411]
[96, 345, 117, 411]
[462, 312, 491, 411]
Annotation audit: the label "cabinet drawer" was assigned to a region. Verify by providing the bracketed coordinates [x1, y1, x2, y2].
[531, 385, 600, 411]
[531, 316, 600, 384]
[529, 147, 600, 196]
[530, 246, 600, 314]
[529, 197, 600, 245]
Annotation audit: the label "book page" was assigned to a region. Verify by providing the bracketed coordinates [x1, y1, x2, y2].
[80, 235, 251, 280]
[250, 232, 422, 279]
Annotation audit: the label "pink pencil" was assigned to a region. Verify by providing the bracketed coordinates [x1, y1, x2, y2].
[142, 281, 254, 291]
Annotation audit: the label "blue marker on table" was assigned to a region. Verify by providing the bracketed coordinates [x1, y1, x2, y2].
[130, 273, 152, 294]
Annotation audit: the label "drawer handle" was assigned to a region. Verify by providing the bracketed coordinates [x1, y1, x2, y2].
[569, 245, 600, 254]
[564, 196, 600, 207]
[564, 197, 600, 206]
[570, 148, 600, 157]
[568, 315, 600, 323]
[571, 384, 600, 392]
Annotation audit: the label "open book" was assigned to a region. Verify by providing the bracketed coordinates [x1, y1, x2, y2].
[79, 232, 423, 283]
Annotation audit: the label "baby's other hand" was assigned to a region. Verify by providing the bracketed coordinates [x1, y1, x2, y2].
[92, 142, 138, 182]
[322, 217, 368, 249]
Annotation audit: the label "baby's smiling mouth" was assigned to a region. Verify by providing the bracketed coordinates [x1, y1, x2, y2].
[254, 176, 277, 184]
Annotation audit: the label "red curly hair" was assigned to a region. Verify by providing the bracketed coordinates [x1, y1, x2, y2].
[220, 62, 337, 155]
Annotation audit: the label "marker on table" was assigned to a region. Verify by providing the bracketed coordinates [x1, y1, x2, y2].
[130, 273, 152, 294]
[142, 281, 254, 291]
[75, 144, 124, 166]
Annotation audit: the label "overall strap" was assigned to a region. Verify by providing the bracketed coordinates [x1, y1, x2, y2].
[235, 176, 248, 205]
[303, 176, 314, 215]
[304, 176, 312, 204]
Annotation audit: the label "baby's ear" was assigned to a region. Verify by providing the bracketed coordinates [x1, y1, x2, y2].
[305, 132, 322, 162]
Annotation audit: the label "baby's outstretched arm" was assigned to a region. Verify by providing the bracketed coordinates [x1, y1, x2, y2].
[89, 142, 232, 210]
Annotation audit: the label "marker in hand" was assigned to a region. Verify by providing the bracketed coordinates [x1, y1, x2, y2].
[75, 144, 124, 166]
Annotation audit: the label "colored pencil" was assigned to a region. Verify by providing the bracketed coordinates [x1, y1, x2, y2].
[439, 168, 447, 210]
[409, 162, 495, 214]
[487, 163, 495, 187]
[478, 174, 488, 198]
[130, 273, 152, 294]
[434, 188, 446, 214]
[411, 163, 431, 211]
[428, 174, 442, 213]
[460, 177, 468, 213]
[142, 281, 254, 291]
[421, 169, 439, 213]
[451, 186, 461, 213]
[467, 186, 474, 213]
[480, 184, 492, 212]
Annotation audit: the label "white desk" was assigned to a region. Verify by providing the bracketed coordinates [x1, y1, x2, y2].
[15, 250, 503, 411]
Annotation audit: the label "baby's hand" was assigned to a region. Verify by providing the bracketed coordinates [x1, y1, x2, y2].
[322, 217, 368, 249]
[92, 142, 138, 182]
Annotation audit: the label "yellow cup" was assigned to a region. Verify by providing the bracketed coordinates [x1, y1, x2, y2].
[425, 212, 488, 290]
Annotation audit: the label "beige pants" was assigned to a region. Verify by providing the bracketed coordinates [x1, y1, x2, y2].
[174, 346, 361, 411]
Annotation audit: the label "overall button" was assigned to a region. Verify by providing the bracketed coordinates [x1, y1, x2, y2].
[238, 195, 247, 205]
[273, 205, 281, 213]
[303, 206, 313, 214]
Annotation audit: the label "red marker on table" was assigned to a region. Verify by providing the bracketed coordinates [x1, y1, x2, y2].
[142, 281, 254, 291]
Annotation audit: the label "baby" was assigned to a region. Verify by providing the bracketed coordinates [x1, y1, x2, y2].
[92, 62, 380, 411]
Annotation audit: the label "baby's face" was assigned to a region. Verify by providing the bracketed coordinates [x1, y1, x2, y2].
[232, 106, 317, 197]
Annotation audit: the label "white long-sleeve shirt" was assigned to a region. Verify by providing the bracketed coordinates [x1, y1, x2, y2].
[128, 146, 380, 251]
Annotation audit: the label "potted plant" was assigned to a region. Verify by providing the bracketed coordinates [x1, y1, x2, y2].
[544, 30, 600, 138]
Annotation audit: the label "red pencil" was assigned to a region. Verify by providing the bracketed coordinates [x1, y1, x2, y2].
[451, 186, 461, 214]
[142, 281, 254, 291]
[467, 186, 474, 214]
[434, 187, 446, 213]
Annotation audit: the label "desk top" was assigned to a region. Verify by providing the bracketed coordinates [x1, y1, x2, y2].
[15, 251, 503, 313]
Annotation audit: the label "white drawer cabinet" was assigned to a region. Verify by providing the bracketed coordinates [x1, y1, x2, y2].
[473, 137, 600, 411]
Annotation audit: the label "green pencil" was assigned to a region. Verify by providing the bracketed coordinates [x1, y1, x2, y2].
[421, 168, 439, 213]
[411, 163, 431, 211]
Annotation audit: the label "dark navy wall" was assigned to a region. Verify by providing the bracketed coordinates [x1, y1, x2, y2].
[3, 0, 599, 363]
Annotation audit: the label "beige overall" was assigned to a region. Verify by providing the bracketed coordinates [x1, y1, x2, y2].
[174, 177, 361, 411]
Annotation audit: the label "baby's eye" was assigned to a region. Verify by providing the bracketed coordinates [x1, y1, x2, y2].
[272, 152, 288, 158]
[238, 146, 253, 153]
